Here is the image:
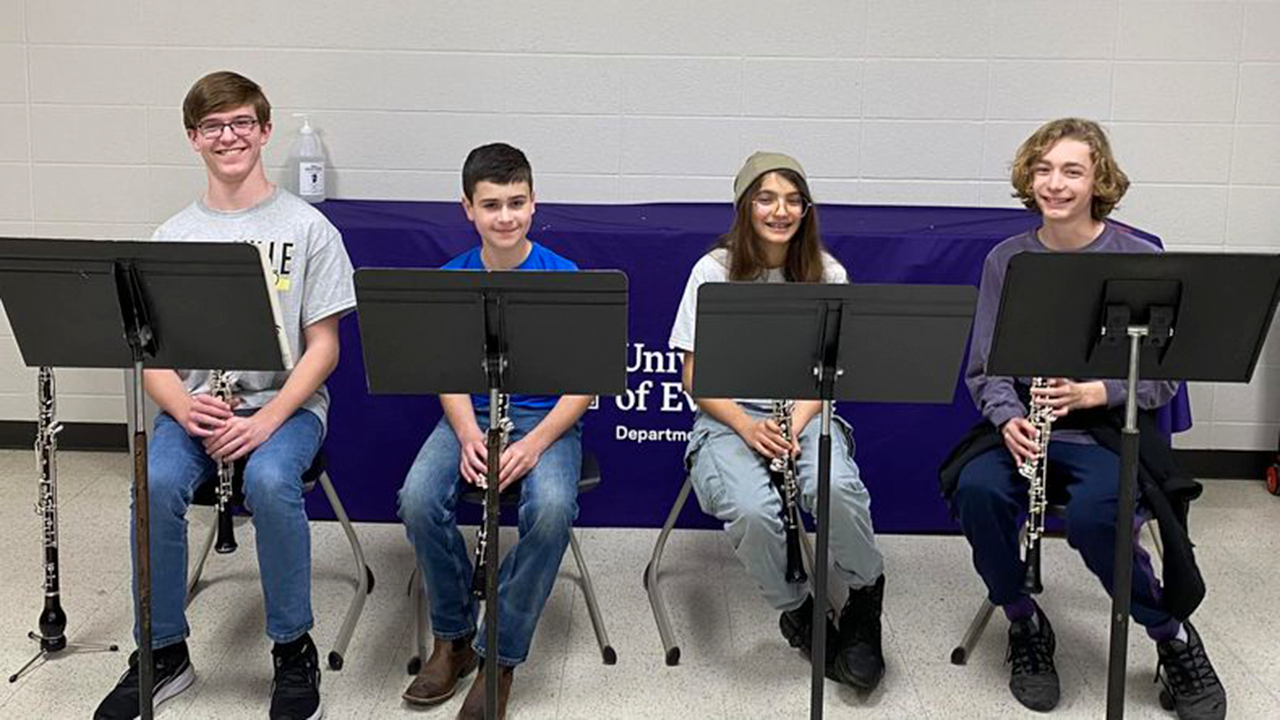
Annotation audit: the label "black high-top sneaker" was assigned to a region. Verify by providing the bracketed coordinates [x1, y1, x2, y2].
[270, 633, 322, 720]
[834, 574, 886, 690]
[779, 594, 840, 680]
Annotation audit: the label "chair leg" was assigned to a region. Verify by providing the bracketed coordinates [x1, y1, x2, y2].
[407, 566, 429, 676]
[1145, 519, 1164, 561]
[798, 530, 843, 616]
[950, 598, 997, 665]
[644, 475, 694, 666]
[569, 528, 616, 665]
[317, 472, 370, 671]
[952, 522, 1029, 665]
[186, 509, 219, 605]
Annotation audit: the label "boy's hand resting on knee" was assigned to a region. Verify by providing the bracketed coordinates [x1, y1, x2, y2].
[203, 411, 282, 462]
[459, 429, 490, 487]
[498, 436, 548, 490]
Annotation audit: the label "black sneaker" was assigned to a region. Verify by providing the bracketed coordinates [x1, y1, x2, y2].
[1006, 605, 1060, 712]
[270, 634, 323, 720]
[779, 594, 840, 680]
[1155, 621, 1227, 720]
[834, 574, 886, 691]
[94, 642, 195, 719]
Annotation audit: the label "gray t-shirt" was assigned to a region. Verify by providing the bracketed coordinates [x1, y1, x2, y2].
[152, 188, 356, 431]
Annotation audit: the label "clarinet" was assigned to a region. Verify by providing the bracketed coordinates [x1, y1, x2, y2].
[34, 367, 68, 651]
[470, 392, 514, 599]
[1017, 377, 1054, 595]
[769, 400, 808, 585]
[209, 370, 238, 554]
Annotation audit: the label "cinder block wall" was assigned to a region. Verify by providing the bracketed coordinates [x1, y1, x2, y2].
[1, 0, 1276, 449]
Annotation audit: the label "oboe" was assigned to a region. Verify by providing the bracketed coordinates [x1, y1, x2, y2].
[8, 368, 117, 684]
[209, 370, 238, 554]
[1017, 377, 1054, 595]
[770, 400, 807, 585]
[470, 392, 514, 599]
[34, 367, 67, 651]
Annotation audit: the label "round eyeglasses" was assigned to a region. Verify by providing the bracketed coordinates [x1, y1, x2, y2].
[752, 193, 811, 217]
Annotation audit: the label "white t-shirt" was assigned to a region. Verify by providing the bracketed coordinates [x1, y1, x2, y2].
[669, 247, 849, 353]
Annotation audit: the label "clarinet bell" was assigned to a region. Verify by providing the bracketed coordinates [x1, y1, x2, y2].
[1021, 546, 1043, 595]
[785, 534, 808, 584]
[215, 507, 238, 554]
[39, 602, 67, 647]
[785, 565, 808, 585]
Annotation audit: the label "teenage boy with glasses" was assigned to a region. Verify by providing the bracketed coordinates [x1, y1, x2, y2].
[94, 71, 355, 720]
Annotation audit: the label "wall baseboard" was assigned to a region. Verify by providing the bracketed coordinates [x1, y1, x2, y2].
[1173, 449, 1275, 481]
[0, 421, 128, 452]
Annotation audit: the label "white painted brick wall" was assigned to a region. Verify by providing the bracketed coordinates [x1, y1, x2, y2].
[0, 0, 1275, 451]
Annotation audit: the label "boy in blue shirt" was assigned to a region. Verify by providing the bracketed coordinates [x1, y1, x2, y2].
[397, 143, 590, 720]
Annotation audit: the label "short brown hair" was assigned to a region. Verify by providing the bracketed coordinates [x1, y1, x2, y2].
[1010, 118, 1129, 220]
[182, 71, 271, 131]
[462, 143, 533, 201]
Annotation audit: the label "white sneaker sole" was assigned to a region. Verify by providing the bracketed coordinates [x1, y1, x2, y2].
[124, 663, 194, 718]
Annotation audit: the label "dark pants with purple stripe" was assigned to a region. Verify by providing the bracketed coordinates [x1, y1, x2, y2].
[953, 442, 1171, 629]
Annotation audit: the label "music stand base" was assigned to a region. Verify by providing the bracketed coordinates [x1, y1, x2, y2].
[8, 631, 119, 683]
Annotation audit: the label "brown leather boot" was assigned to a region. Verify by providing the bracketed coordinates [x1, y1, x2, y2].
[456, 664, 513, 720]
[402, 636, 478, 706]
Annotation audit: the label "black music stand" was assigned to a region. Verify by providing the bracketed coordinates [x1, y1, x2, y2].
[988, 251, 1280, 720]
[355, 268, 628, 720]
[0, 237, 290, 720]
[693, 282, 977, 719]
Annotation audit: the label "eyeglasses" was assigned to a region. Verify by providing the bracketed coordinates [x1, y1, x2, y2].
[752, 193, 811, 216]
[194, 116, 259, 139]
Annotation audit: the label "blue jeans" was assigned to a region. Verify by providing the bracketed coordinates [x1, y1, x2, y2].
[952, 442, 1171, 628]
[130, 409, 323, 649]
[398, 406, 581, 667]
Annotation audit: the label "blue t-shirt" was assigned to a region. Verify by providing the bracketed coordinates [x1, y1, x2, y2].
[443, 241, 579, 410]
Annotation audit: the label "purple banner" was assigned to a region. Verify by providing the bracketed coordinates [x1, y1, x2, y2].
[309, 200, 1190, 533]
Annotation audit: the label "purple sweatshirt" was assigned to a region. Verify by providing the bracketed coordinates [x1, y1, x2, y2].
[965, 223, 1180, 443]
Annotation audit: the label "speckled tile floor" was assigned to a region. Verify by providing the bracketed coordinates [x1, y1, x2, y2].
[1, 449, 1276, 719]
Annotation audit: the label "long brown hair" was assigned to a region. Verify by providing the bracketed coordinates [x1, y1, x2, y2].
[716, 169, 826, 282]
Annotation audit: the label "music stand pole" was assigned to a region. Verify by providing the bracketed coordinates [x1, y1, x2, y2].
[1105, 329, 1146, 719]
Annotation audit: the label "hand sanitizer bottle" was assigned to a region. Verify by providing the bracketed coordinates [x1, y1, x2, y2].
[289, 113, 326, 203]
